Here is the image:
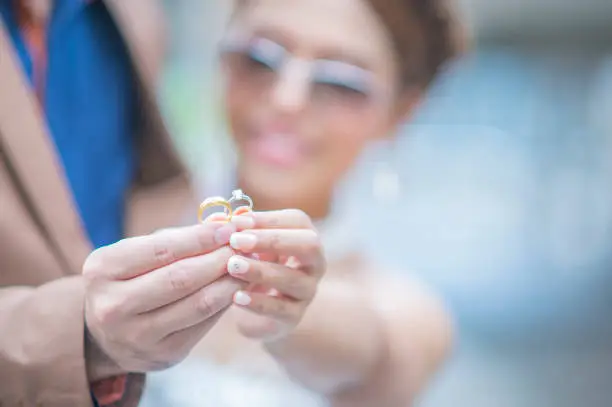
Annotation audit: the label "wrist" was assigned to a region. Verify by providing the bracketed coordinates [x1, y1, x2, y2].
[261, 331, 292, 357]
[264, 280, 386, 393]
[84, 324, 125, 382]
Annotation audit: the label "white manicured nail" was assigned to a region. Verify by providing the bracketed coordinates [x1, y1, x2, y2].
[234, 291, 252, 306]
[227, 256, 249, 275]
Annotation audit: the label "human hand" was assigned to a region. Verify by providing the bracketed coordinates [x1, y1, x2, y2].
[223, 209, 326, 342]
[82, 217, 254, 375]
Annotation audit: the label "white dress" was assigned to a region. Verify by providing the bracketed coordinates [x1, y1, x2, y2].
[140, 360, 327, 407]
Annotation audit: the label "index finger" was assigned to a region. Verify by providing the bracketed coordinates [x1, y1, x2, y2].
[248, 209, 315, 230]
[229, 229, 324, 270]
[84, 221, 242, 280]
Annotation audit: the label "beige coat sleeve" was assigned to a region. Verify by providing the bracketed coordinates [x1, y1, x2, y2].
[0, 276, 144, 407]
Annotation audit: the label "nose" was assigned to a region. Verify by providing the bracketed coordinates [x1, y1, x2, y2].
[270, 59, 312, 114]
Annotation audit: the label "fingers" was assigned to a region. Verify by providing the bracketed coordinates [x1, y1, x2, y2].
[212, 208, 314, 229]
[157, 312, 226, 362]
[234, 206, 252, 216]
[249, 209, 314, 230]
[204, 213, 232, 222]
[82, 209, 311, 282]
[204, 208, 252, 223]
[229, 229, 324, 269]
[144, 275, 245, 339]
[83, 216, 255, 281]
[119, 247, 236, 313]
[226, 255, 316, 300]
[232, 290, 303, 324]
[83, 223, 230, 281]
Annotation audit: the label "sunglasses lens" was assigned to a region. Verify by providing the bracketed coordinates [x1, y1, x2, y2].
[222, 37, 283, 79]
[311, 62, 374, 105]
[220, 36, 379, 107]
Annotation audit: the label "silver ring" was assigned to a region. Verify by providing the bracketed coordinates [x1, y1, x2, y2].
[228, 189, 254, 210]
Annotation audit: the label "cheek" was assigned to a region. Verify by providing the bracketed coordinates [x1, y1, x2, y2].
[316, 110, 384, 175]
[223, 77, 257, 145]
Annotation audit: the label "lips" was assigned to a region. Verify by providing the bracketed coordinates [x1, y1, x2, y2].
[246, 131, 307, 168]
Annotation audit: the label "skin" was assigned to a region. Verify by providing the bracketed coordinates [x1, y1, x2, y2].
[225, 0, 409, 219]
[189, 0, 454, 405]
[83, 210, 326, 382]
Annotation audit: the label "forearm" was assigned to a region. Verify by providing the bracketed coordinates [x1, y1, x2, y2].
[266, 274, 454, 407]
[333, 276, 454, 407]
[264, 278, 385, 396]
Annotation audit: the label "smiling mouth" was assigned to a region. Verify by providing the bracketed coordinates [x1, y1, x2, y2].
[246, 131, 310, 169]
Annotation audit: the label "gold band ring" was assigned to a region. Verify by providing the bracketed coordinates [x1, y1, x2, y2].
[198, 197, 233, 223]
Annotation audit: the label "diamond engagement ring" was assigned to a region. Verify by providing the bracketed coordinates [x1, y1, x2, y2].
[228, 189, 254, 211]
[197, 189, 254, 224]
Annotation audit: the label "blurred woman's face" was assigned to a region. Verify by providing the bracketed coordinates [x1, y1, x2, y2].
[221, 0, 407, 209]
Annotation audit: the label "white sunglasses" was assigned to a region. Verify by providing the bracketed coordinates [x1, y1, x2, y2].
[218, 29, 392, 106]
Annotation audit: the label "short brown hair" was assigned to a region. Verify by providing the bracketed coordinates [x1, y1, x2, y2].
[367, 0, 468, 89]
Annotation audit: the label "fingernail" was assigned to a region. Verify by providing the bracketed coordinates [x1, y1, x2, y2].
[227, 256, 249, 275]
[233, 290, 252, 306]
[234, 206, 252, 216]
[214, 224, 236, 245]
[229, 233, 257, 250]
[230, 215, 255, 229]
[204, 213, 229, 223]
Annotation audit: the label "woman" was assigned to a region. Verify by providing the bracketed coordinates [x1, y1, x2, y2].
[141, 0, 465, 405]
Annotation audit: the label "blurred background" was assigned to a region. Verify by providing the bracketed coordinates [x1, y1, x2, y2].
[157, 1, 612, 406]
